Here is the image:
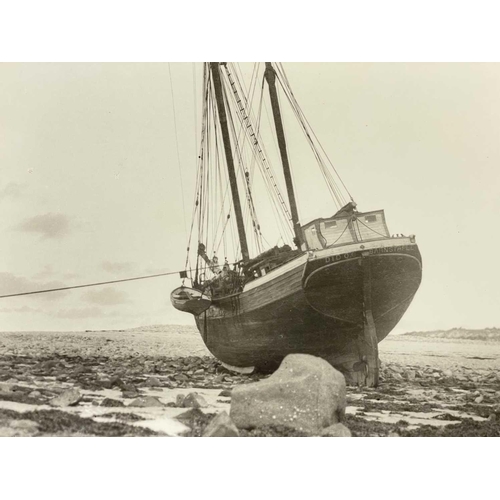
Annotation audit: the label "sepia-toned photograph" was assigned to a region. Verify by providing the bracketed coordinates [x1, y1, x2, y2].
[1, 59, 499, 442]
[3, 2, 500, 498]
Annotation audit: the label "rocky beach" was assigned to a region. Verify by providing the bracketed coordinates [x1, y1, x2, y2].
[1, 325, 499, 437]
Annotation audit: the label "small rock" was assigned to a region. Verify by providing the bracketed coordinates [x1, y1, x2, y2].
[405, 370, 416, 381]
[487, 414, 496, 422]
[194, 368, 204, 375]
[100, 398, 125, 407]
[121, 383, 138, 393]
[49, 388, 82, 407]
[0, 419, 40, 437]
[183, 392, 208, 408]
[219, 389, 232, 398]
[475, 395, 484, 404]
[176, 394, 186, 407]
[96, 379, 113, 389]
[392, 372, 404, 381]
[128, 395, 164, 408]
[432, 372, 441, 379]
[0, 383, 14, 393]
[388, 431, 400, 437]
[321, 423, 351, 437]
[121, 390, 140, 399]
[28, 390, 42, 398]
[73, 365, 89, 375]
[202, 411, 239, 437]
[443, 370, 453, 378]
[145, 377, 162, 387]
[109, 376, 125, 389]
[175, 408, 206, 423]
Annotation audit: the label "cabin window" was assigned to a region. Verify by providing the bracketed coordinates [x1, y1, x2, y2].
[365, 215, 377, 223]
[324, 220, 337, 229]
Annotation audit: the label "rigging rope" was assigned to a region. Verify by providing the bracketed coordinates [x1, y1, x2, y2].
[223, 65, 294, 243]
[223, 66, 263, 254]
[168, 63, 188, 239]
[0, 270, 190, 299]
[275, 63, 354, 205]
[355, 217, 389, 238]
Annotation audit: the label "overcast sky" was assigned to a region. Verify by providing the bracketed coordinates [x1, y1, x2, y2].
[1, 62, 499, 332]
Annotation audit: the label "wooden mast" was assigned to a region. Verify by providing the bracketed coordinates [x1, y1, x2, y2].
[209, 62, 250, 262]
[264, 62, 303, 248]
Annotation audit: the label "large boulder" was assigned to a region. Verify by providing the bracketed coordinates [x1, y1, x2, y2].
[230, 354, 346, 434]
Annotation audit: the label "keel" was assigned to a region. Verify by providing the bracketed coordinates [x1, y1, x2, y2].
[343, 254, 380, 387]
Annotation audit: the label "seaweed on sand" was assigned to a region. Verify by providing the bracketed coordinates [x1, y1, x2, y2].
[400, 418, 500, 437]
[0, 408, 157, 436]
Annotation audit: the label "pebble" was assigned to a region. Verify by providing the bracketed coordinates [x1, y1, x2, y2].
[0, 419, 40, 437]
[202, 411, 239, 437]
[49, 388, 82, 407]
[100, 398, 125, 407]
[145, 377, 162, 387]
[128, 395, 164, 408]
[0, 383, 14, 393]
[182, 392, 208, 408]
[121, 391, 139, 399]
[321, 423, 352, 437]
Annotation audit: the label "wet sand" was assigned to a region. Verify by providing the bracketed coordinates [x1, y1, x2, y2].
[1, 326, 499, 436]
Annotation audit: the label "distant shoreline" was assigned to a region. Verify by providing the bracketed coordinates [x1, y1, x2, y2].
[1, 325, 499, 342]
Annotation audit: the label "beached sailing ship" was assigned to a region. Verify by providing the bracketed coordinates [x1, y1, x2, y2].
[171, 63, 422, 386]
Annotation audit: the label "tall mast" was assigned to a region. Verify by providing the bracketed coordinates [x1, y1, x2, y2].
[264, 62, 303, 248]
[209, 62, 250, 262]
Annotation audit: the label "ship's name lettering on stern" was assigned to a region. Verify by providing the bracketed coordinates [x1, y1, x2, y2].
[369, 245, 413, 255]
[323, 245, 413, 263]
[324, 252, 357, 263]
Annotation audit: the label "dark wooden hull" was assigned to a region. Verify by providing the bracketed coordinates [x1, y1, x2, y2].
[194, 238, 422, 372]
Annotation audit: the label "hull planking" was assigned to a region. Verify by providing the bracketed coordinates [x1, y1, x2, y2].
[194, 237, 422, 374]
